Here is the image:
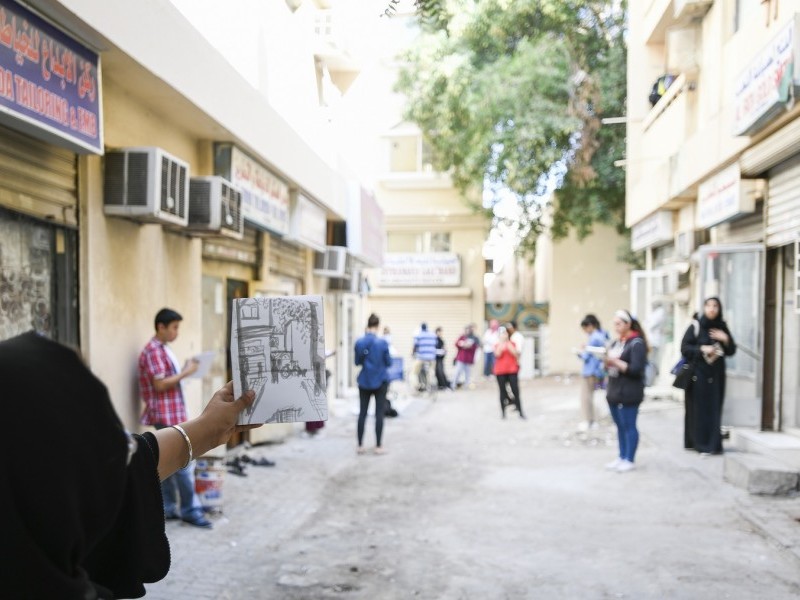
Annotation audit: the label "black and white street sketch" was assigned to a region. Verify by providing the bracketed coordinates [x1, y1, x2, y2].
[231, 295, 327, 425]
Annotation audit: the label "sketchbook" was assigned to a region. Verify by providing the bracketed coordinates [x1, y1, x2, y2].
[186, 350, 216, 379]
[231, 295, 328, 425]
[584, 345, 607, 357]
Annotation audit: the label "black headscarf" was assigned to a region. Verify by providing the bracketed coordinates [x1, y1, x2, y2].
[698, 297, 725, 330]
[0, 332, 169, 599]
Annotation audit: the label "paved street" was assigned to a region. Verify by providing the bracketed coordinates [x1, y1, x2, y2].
[146, 378, 800, 599]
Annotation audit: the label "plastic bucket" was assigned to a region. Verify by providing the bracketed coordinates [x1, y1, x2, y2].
[195, 457, 225, 512]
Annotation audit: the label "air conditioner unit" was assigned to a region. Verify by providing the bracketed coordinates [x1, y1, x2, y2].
[104, 147, 189, 227]
[667, 27, 699, 75]
[186, 176, 244, 240]
[328, 270, 370, 294]
[673, 0, 713, 24]
[313, 246, 347, 277]
[674, 230, 706, 259]
[675, 231, 695, 259]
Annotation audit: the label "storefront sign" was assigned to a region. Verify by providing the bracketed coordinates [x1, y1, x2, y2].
[631, 211, 673, 252]
[215, 144, 289, 235]
[0, 0, 102, 153]
[379, 252, 461, 287]
[346, 183, 384, 267]
[733, 15, 800, 136]
[697, 164, 756, 228]
[288, 192, 326, 252]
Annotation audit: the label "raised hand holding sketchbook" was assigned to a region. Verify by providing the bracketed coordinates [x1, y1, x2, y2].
[231, 295, 328, 425]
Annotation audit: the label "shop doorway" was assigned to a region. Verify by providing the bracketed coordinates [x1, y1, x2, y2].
[0, 208, 78, 345]
[697, 244, 764, 428]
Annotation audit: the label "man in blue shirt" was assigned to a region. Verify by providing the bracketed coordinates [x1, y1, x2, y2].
[354, 313, 393, 454]
[412, 322, 438, 392]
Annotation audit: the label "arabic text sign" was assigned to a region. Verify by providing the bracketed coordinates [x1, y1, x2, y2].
[229, 145, 290, 234]
[379, 252, 461, 286]
[733, 16, 798, 136]
[0, 0, 101, 153]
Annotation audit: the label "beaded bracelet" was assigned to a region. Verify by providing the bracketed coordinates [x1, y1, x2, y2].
[171, 424, 193, 469]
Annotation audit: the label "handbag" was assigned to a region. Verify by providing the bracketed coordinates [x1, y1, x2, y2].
[672, 362, 694, 389]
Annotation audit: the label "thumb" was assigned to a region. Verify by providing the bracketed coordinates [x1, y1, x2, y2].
[233, 389, 256, 410]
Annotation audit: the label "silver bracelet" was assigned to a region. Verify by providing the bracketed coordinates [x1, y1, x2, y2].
[171, 424, 193, 469]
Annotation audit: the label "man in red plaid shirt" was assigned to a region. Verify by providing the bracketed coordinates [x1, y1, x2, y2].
[138, 308, 211, 528]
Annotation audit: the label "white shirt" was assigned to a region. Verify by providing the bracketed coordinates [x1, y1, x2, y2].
[510, 331, 524, 357]
[482, 329, 499, 353]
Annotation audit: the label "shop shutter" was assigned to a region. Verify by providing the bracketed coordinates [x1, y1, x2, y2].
[766, 155, 800, 247]
[269, 234, 306, 278]
[202, 224, 259, 266]
[740, 116, 800, 177]
[0, 124, 77, 226]
[365, 295, 474, 364]
[718, 210, 764, 245]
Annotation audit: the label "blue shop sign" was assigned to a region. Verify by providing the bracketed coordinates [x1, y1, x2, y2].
[0, 0, 102, 153]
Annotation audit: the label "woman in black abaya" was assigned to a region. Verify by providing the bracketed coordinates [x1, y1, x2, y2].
[0, 332, 257, 599]
[680, 297, 736, 455]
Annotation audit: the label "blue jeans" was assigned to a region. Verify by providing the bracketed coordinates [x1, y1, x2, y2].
[608, 403, 640, 462]
[451, 361, 473, 388]
[162, 461, 203, 519]
[483, 352, 496, 377]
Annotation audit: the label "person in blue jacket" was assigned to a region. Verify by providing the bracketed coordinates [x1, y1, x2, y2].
[604, 309, 649, 473]
[354, 313, 393, 455]
[577, 314, 609, 431]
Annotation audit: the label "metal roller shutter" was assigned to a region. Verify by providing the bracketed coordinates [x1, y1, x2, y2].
[269, 235, 306, 278]
[766, 155, 800, 247]
[202, 225, 259, 266]
[0, 124, 77, 226]
[365, 296, 474, 365]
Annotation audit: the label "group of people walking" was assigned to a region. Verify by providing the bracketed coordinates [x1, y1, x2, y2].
[576, 297, 736, 473]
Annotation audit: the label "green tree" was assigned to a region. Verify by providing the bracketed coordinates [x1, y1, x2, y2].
[396, 0, 628, 259]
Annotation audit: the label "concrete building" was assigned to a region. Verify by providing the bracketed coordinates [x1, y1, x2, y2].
[626, 1, 800, 439]
[327, 4, 491, 374]
[0, 0, 383, 442]
[484, 222, 630, 378]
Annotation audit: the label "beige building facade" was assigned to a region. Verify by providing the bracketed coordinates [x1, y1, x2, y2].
[627, 0, 800, 432]
[0, 0, 381, 443]
[539, 225, 632, 375]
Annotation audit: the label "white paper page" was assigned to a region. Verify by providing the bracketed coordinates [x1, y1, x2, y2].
[187, 350, 216, 379]
[231, 295, 328, 425]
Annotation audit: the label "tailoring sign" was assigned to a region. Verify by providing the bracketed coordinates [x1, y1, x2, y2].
[697, 164, 757, 228]
[0, 0, 102, 153]
[379, 252, 461, 286]
[215, 143, 290, 235]
[631, 211, 673, 252]
[733, 15, 800, 136]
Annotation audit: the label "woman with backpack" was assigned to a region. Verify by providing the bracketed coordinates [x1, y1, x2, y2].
[680, 298, 736, 455]
[604, 309, 649, 473]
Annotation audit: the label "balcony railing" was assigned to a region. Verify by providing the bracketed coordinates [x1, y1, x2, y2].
[642, 73, 687, 133]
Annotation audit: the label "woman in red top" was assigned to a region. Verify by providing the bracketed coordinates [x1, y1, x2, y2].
[494, 327, 525, 419]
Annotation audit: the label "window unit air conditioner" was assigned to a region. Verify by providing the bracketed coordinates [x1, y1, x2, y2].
[673, 0, 713, 23]
[313, 246, 347, 277]
[186, 176, 244, 240]
[103, 147, 189, 227]
[674, 230, 705, 259]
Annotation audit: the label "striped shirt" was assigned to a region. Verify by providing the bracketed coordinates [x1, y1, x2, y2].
[138, 337, 187, 426]
[413, 330, 438, 361]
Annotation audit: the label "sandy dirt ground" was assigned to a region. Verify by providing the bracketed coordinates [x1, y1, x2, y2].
[146, 377, 800, 600]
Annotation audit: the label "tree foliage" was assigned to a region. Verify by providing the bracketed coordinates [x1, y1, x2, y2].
[396, 0, 628, 259]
